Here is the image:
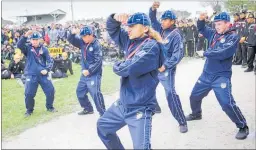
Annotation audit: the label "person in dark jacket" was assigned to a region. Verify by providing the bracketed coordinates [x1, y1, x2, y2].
[243, 13, 256, 73]
[8, 54, 24, 79]
[149, 1, 188, 133]
[186, 12, 249, 140]
[51, 52, 73, 78]
[186, 19, 198, 57]
[17, 31, 56, 117]
[239, 10, 248, 68]
[97, 12, 163, 149]
[68, 26, 106, 116]
[178, 21, 187, 56]
[232, 13, 243, 65]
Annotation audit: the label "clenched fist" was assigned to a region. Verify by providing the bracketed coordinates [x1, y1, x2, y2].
[25, 30, 33, 37]
[114, 13, 130, 24]
[82, 70, 90, 76]
[41, 69, 48, 75]
[158, 65, 166, 73]
[152, 1, 160, 11]
[199, 12, 207, 21]
[71, 28, 80, 34]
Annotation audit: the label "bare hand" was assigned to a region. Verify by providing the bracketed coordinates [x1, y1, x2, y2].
[25, 30, 33, 37]
[199, 12, 207, 21]
[239, 37, 245, 43]
[41, 69, 48, 75]
[71, 28, 80, 34]
[152, 1, 160, 11]
[158, 65, 166, 72]
[82, 70, 90, 76]
[114, 13, 130, 24]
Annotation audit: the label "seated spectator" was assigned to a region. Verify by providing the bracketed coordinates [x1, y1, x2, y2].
[60, 52, 73, 75]
[1, 59, 12, 79]
[51, 52, 73, 78]
[14, 48, 26, 66]
[8, 54, 24, 79]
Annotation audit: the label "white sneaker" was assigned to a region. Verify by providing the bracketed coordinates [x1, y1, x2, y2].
[16, 78, 24, 87]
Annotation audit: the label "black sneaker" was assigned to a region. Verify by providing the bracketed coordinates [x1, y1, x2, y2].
[186, 114, 202, 121]
[236, 126, 249, 140]
[244, 68, 253, 72]
[233, 62, 241, 65]
[47, 108, 58, 113]
[78, 109, 94, 115]
[179, 125, 188, 133]
[24, 112, 32, 118]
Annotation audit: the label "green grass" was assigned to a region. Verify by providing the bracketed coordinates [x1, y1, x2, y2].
[1, 63, 119, 139]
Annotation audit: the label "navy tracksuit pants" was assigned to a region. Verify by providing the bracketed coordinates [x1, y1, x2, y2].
[190, 72, 247, 128]
[158, 68, 187, 126]
[97, 100, 153, 149]
[76, 74, 105, 116]
[25, 74, 55, 113]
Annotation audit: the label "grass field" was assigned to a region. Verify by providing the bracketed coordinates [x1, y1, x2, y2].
[1, 62, 119, 139]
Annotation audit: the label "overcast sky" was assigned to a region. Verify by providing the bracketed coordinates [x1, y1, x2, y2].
[2, 0, 213, 22]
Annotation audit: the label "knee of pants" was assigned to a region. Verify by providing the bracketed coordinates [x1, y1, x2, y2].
[218, 99, 231, 111]
[165, 88, 176, 97]
[97, 118, 106, 135]
[25, 93, 36, 99]
[92, 90, 102, 98]
[45, 86, 55, 97]
[190, 94, 202, 101]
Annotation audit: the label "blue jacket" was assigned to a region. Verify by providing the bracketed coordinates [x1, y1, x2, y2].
[197, 20, 239, 78]
[107, 14, 161, 109]
[67, 34, 102, 76]
[17, 36, 54, 76]
[149, 8, 184, 70]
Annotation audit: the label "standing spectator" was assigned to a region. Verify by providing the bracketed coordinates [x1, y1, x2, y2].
[232, 13, 243, 65]
[244, 13, 256, 73]
[186, 19, 198, 57]
[48, 24, 58, 45]
[57, 25, 66, 44]
[239, 10, 248, 68]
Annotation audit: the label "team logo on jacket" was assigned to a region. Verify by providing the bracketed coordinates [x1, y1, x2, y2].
[221, 83, 227, 89]
[39, 49, 43, 55]
[136, 111, 143, 119]
[163, 39, 169, 44]
[137, 50, 146, 57]
[89, 47, 93, 51]
[220, 38, 225, 43]
[164, 71, 169, 77]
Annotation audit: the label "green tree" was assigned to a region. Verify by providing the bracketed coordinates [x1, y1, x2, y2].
[224, 0, 256, 14]
[200, 1, 224, 13]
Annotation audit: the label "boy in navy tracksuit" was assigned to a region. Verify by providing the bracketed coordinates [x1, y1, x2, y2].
[68, 26, 105, 116]
[97, 12, 162, 149]
[17, 31, 56, 117]
[149, 1, 188, 133]
[186, 12, 249, 140]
